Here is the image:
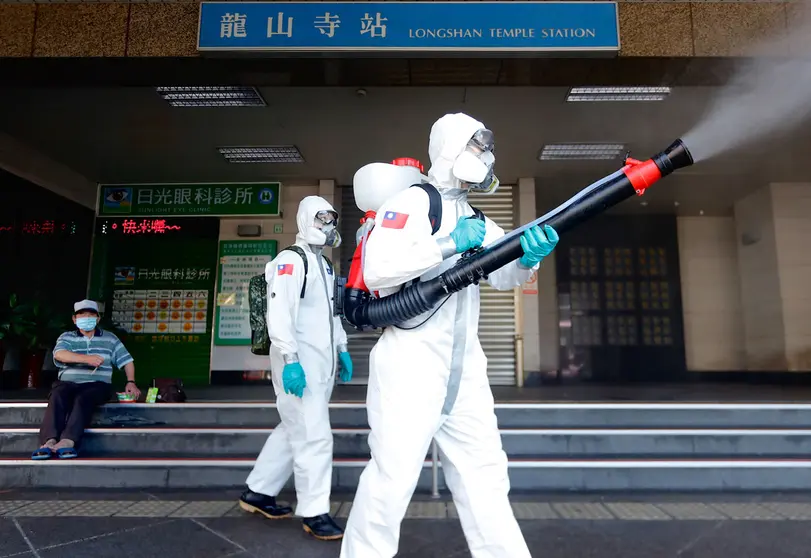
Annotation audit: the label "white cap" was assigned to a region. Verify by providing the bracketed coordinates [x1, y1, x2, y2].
[74, 299, 99, 314]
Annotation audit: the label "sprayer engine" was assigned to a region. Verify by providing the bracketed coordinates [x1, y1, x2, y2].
[340, 139, 693, 331]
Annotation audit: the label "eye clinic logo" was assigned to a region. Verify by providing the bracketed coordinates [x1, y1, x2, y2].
[104, 188, 133, 214]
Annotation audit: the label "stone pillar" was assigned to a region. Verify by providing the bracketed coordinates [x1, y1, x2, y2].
[770, 183, 811, 370]
[517, 178, 559, 377]
[734, 183, 811, 371]
[677, 216, 746, 370]
[517, 178, 541, 376]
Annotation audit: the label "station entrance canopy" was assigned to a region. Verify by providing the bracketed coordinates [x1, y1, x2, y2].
[197, 1, 620, 54]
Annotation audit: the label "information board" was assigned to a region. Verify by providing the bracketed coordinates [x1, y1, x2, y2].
[87, 217, 220, 387]
[214, 240, 278, 346]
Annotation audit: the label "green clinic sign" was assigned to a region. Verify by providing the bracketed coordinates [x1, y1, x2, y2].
[98, 183, 281, 217]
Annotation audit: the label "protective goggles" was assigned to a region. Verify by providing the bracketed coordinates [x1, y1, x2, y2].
[315, 210, 339, 227]
[467, 128, 495, 155]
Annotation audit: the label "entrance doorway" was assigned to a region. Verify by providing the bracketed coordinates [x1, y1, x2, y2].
[556, 215, 687, 383]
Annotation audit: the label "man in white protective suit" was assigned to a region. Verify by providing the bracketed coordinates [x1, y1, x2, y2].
[239, 195, 353, 542]
[340, 113, 559, 557]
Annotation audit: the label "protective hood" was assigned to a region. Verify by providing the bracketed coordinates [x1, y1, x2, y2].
[427, 113, 488, 193]
[296, 195, 341, 248]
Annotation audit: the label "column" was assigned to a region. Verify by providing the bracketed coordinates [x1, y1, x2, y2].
[771, 183, 811, 371]
[734, 183, 811, 371]
[517, 178, 541, 376]
[517, 178, 559, 377]
[677, 216, 746, 370]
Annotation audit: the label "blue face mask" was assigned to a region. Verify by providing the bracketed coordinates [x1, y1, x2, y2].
[76, 317, 98, 331]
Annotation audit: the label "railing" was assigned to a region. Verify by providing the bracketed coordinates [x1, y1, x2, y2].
[430, 439, 441, 498]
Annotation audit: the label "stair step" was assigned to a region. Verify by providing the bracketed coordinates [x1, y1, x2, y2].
[6, 427, 811, 457]
[5, 457, 811, 490]
[8, 402, 811, 428]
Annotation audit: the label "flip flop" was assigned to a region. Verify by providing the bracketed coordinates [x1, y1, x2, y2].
[31, 448, 53, 461]
[55, 447, 78, 460]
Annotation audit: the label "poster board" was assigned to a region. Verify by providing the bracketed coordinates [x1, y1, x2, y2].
[87, 217, 220, 387]
[214, 240, 278, 346]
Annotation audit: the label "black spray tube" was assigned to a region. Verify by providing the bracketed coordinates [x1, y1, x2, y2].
[348, 140, 693, 330]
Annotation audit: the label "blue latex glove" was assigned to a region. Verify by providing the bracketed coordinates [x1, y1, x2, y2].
[339, 351, 353, 383]
[519, 224, 559, 268]
[282, 362, 307, 398]
[450, 216, 486, 253]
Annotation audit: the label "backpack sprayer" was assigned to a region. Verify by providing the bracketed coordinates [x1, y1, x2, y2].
[338, 139, 693, 331]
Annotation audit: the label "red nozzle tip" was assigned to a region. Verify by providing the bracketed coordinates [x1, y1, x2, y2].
[391, 157, 424, 173]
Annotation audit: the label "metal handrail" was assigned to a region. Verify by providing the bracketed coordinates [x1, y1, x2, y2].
[430, 439, 440, 498]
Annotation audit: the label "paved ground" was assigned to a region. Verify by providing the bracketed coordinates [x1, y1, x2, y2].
[3, 491, 811, 557]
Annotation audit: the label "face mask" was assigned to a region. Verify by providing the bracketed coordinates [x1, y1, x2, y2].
[305, 210, 342, 248]
[76, 317, 98, 331]
[451, 129, 498, 193]
[322, 224, 342, 248]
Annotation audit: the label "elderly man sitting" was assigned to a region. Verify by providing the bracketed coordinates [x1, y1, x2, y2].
[31, 299, 140, 460]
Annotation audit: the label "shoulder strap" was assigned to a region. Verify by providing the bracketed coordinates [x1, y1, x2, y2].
[410, 183, 443, 235]
[282, 246, 308, 298]
[469, 206, 485, 221]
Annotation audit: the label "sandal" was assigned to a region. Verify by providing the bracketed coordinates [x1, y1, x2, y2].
[31, 447, 53, 461]
[55, 447, 78, 459]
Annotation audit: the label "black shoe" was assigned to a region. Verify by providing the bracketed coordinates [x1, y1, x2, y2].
[238, 489, 293, 519]
[302, 513, 344, 541]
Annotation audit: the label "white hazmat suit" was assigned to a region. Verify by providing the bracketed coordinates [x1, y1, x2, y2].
[341, 114, 536, 557]
[246, 195, 348, 519]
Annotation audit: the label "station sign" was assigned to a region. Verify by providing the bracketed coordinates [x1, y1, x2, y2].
[97, 183, 281, 218]
[197, 2, 620, 53]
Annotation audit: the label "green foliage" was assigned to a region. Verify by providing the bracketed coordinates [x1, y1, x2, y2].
[0, 293, 72, 351]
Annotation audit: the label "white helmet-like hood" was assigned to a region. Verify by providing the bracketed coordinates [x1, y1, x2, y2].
[296, 195, 341, 248]
[427, 113, 488, 193]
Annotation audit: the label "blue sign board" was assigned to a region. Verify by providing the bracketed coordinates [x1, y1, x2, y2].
[198, 2, 619, 53]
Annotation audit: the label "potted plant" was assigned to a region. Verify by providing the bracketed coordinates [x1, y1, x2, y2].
[6, 294, 70, 389]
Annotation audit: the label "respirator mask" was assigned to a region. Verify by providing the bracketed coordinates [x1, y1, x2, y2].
[310, 209, 342, 248]
[452, 128, 500, 195]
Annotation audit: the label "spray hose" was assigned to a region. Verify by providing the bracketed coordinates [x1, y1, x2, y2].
[342, 139, 693, 330]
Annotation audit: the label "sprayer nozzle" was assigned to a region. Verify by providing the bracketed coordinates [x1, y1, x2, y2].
[664, 139, 694, 171]
[652, 139, 694, 177]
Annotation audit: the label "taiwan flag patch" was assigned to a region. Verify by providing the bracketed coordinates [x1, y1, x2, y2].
[277, 263, 294, 276]
[381, 211, 409, 229]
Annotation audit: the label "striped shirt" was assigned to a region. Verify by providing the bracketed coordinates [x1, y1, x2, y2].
[53, 329, 134, 384]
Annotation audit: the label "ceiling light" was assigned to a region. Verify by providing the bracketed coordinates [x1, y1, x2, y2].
[156, 86, 266, 107]
[539, 143, 624, 161]
[566, 86, 671, 102]
[218, 146, 304, 164]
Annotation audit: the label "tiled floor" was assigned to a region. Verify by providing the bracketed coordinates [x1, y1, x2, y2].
[3, 511, 811, 557]
[3, 492, 811, 556]
[3, 498, 811, 521]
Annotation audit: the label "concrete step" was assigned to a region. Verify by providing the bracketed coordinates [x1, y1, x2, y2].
[6, 457, 811, 491]
[8, 402, 811, 429]
[6, 427, 811, 458]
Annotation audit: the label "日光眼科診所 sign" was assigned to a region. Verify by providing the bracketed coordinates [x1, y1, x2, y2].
[197, 2, 620, 53]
